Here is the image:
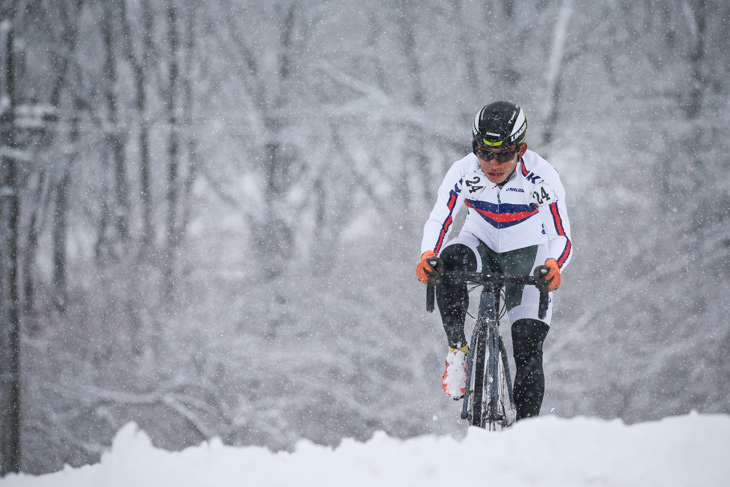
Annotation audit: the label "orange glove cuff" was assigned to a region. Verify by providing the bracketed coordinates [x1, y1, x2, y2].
[544, 258, 561, 291]
[416, 251, 437, 284]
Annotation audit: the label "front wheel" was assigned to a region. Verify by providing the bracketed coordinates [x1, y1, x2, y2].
[465, 328, 487, 427]
[486, 336, 516, 430]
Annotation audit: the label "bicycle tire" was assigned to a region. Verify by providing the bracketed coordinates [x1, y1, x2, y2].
[467, 327, 488, 427]
[487, 323, 501, 430]
[469, 325, 514, 429]
[448, 276, 523, 430]
[485, 335, 516, 430]
[498, 338, 517, 427]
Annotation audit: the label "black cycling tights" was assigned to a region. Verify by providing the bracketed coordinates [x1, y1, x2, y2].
[436, 243, 550, 420]
[436, 244, 475, 349]
[512, 318, 549, 420]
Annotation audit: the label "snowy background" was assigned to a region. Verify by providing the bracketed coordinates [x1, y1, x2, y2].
[1, 0, 729, 476]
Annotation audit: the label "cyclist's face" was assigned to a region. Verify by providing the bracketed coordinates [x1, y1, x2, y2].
[475, 143, 525, 184]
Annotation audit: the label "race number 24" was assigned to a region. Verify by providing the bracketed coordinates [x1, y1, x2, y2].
[531, 181, 555, 206]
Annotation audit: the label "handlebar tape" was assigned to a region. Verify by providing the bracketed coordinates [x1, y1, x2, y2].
[538, 291, 548, 320]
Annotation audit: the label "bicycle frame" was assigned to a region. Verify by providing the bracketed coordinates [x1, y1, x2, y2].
[461, 282, 512, 429]
[426, 271, 548, 430]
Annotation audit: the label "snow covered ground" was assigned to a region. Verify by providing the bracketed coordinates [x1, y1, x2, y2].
[3, 413, 729, 487]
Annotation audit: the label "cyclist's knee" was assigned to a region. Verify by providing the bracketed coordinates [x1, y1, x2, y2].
[512, 319, 549, 366]
[440, 244, 477, 272]
[437, 244, 474, 308]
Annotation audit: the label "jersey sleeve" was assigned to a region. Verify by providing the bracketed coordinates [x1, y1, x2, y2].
[536, 169, 573, 270]
[420, 162, 466, 256]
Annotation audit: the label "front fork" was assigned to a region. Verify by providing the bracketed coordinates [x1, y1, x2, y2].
[461, 285, 499, 421]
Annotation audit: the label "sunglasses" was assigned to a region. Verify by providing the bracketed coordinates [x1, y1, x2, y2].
[472, 141, 520, 163]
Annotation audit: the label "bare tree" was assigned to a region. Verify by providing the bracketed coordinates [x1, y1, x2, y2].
[93, 0, 130, 265]
[121, 0, 155, 253]
[218, 0, 304, 279]
[50, 0, 83, 314]
[180, 1, 199, 241]
[162, 0, 180, 300]
[21, 171, 44, 321]
[0, 17, 21, 477]
[541, 0, 573, 145]
[681, 0, 708, 119]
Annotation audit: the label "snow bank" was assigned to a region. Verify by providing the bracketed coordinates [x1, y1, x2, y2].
[3, 413, 729, 487]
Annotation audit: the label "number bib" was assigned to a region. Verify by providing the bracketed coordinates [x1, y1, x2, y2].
[463, 171, 487, 199]
[530, 180, 557, 206]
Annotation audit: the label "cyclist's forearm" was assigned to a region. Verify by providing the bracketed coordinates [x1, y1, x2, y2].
[539, 199, 572, 269]
[547, 235, 573, 270]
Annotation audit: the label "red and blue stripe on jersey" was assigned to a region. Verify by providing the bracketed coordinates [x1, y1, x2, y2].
[433, 187, 460, 254]
[521, 159, 542, 184]
[523, 157, 572, 268]
[464, 200, 539, 229]
[549, 201, 572, 268]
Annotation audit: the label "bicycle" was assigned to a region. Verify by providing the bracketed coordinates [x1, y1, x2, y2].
[426, 262, 549, 430]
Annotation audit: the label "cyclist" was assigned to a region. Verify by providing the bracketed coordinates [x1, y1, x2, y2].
[416, 101, 572, 420]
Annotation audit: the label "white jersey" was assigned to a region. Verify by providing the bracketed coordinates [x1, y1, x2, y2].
[421, 149, 573, 270]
